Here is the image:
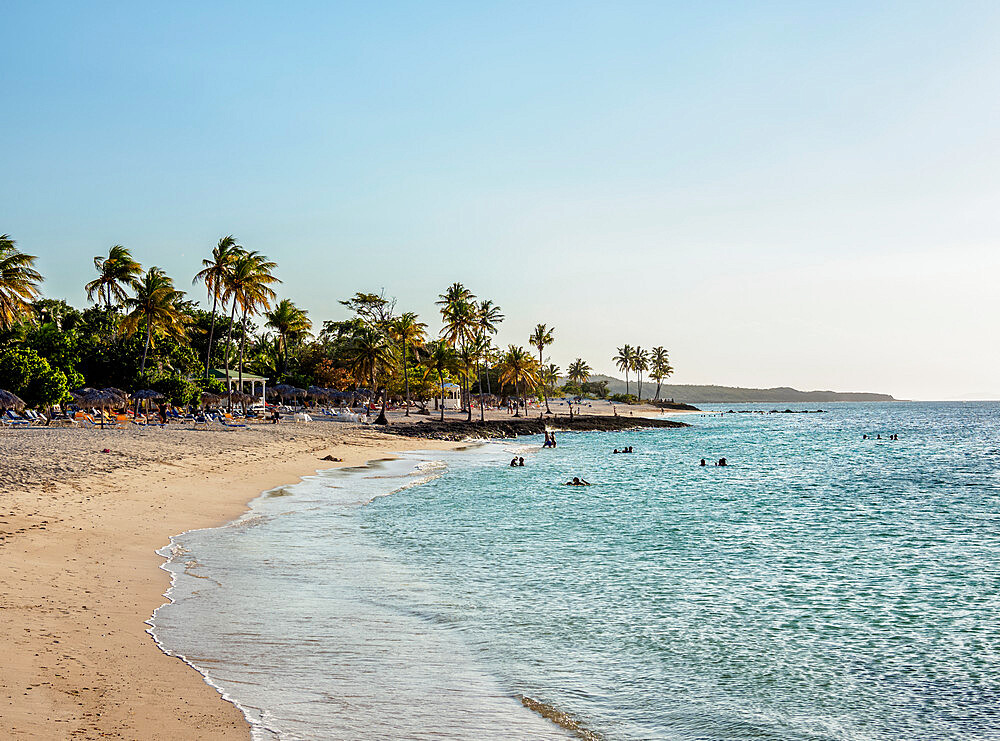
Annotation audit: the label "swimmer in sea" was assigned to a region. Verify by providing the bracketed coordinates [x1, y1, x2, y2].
[510, 458, 518, 467]
[565, 477, 591, 486]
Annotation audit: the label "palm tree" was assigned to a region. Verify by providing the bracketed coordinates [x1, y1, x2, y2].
[0, 235, 43, 331]
[497, 345, 538, 417]
[264, 298, 311, 376]
[438, 283, 477, 412]
[567, 358, 592, 388]
[347, 324, 394, 421]
[650, 346, 673, 400]
[121, 268, 190, 373]
[424, 340, 458, 421]
[632, 346, 649, 402]
[85, 245, 141, 309]
[540, 363, 560, 414]
[477, 299, 503, 398]
[528, 323, 555, 413]
[221, 250, 280, 404]
[193, 235, 239, 377]
[613, 345, 635, 396]
[390, 312, 427, 416]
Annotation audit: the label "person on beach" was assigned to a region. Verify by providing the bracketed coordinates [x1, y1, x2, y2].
[565, 477, 591, 486]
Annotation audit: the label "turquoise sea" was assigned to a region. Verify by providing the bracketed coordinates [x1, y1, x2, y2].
[151, 402, 1000, 740]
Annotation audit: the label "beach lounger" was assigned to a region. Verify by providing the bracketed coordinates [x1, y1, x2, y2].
[2, 410, 31, 426]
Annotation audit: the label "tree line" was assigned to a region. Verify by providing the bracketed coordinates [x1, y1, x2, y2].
[0, 234, 672, 416]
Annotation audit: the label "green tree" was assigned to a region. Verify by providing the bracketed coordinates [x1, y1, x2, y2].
[567, 358, 592, 387]
[497, 345, 538, 417]
[193, 235, 240, 378]
[120, 268, 190, 374]
[649, 346, 673, 400]
[390, 312, 427, 416]
[476, 299, 504, 398]
[264, 298, 311, 376]
[221, 250, 280, 403]
[528, 323, 555, 413]
[0, 235, 43, 331]
[613, 344, 635, 396]
[0, 347, 69, 409]
[347, 325, 394, 422]
[632, 346, 649, 402]
[85, 245, 141, 309]
[423, 340, 458, 421]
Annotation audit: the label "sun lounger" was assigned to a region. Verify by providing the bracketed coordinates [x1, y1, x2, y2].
[2, 410, 31, 426]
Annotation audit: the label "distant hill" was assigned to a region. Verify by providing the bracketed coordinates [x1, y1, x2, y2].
[585, 375, 895, 403]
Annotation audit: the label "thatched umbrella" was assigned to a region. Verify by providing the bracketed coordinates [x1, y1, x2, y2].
[131, 389, 164, 417]
[75, 387, 127, 428]
[201, 391, 223, 407]
[0, 389, 26, 411]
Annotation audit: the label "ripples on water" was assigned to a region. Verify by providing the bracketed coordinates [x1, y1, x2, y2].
[152, 402, 1000, 740]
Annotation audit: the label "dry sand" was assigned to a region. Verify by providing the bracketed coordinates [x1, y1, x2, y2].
[0, 420, 460, 739]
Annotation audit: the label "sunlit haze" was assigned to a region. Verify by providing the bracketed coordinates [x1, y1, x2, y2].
[4, 1, 999, 400]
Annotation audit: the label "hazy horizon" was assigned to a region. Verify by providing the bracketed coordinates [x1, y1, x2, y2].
[4, 2, 999, 401]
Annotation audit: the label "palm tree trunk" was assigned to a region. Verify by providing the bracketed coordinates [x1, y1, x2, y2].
[514, 378, 521, 417]
[466, 363, 473, 422]
[438, 371, 445, 422]
[204, 292, 219, 379]
[403, 342, 410, 417]
[140, 320, 152, 374]
[637, 373, 642, 401]
[655, 379, 662, 400]
[625, 370, 630, 396]
[224, 301, 238, 407]
[478, 360, 485, 422]
[237, 308, 249, 411]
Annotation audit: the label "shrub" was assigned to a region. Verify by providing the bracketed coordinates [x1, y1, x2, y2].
[608, 393, 638, 404]
[0, 347, 70, 408]
[151, 376, 200, 406]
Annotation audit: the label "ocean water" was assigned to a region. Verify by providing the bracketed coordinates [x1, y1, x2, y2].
[151, 402, 1000, 740]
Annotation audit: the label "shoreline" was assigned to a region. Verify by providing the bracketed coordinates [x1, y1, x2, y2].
[0, 423, 462, 739]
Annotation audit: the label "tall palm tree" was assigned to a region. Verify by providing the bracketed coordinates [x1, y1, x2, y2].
[390, 312, 427, 416]
[613, 344, 635, 396]
[221, 250, 280, 404]
[0, 235, 43, 331]
[424, 340, 458, 421]
[264, 298, 311, 376]
[85, 245, 141, 309]
[477, 299, 503, 398]
[632, 346, 649, 402]
[438, 283, 477, 412]
[650, 346, 673, 400]
[497, 345, 538, 418]
[528, 323, 555, 413]
[193, 235, 239, 377]
[567, 358, 592, 388]
[121, 267, 190, 374]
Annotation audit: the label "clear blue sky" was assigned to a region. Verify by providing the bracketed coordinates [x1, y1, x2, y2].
[4, 1, 1000, 399]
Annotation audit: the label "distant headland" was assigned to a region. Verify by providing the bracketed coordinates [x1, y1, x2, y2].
[589, 375, 895, 403]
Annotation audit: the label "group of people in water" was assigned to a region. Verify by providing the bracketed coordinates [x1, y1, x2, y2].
[612, 446, 634, 454]
[542, 431, 557, 448]
[700, 458, 727, 466]
[863, 434, 899, 440]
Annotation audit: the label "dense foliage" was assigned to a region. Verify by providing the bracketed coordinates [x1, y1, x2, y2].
[0, 234, 673, 413]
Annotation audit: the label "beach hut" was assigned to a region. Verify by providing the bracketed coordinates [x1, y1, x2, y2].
[442, 382, 461, 410]
[209, 369, 267, 407]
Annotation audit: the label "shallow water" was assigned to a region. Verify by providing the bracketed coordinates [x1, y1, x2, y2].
[152, 402, 1000, 740]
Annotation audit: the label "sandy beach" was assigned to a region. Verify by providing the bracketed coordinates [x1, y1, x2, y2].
[0, 419, 461, 739]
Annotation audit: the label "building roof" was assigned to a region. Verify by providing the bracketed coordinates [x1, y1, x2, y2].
[209, 369, 270, 382]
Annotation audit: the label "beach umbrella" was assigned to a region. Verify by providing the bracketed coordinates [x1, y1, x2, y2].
[0, 389, 26, 411]
[75, 387, 127, 428]
[201, 391, 223, 406]
[131, 389, 164, 417]
[307, 385, 330, 400]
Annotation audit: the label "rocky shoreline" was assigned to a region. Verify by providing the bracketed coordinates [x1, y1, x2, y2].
[380, 414, 690, 441]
